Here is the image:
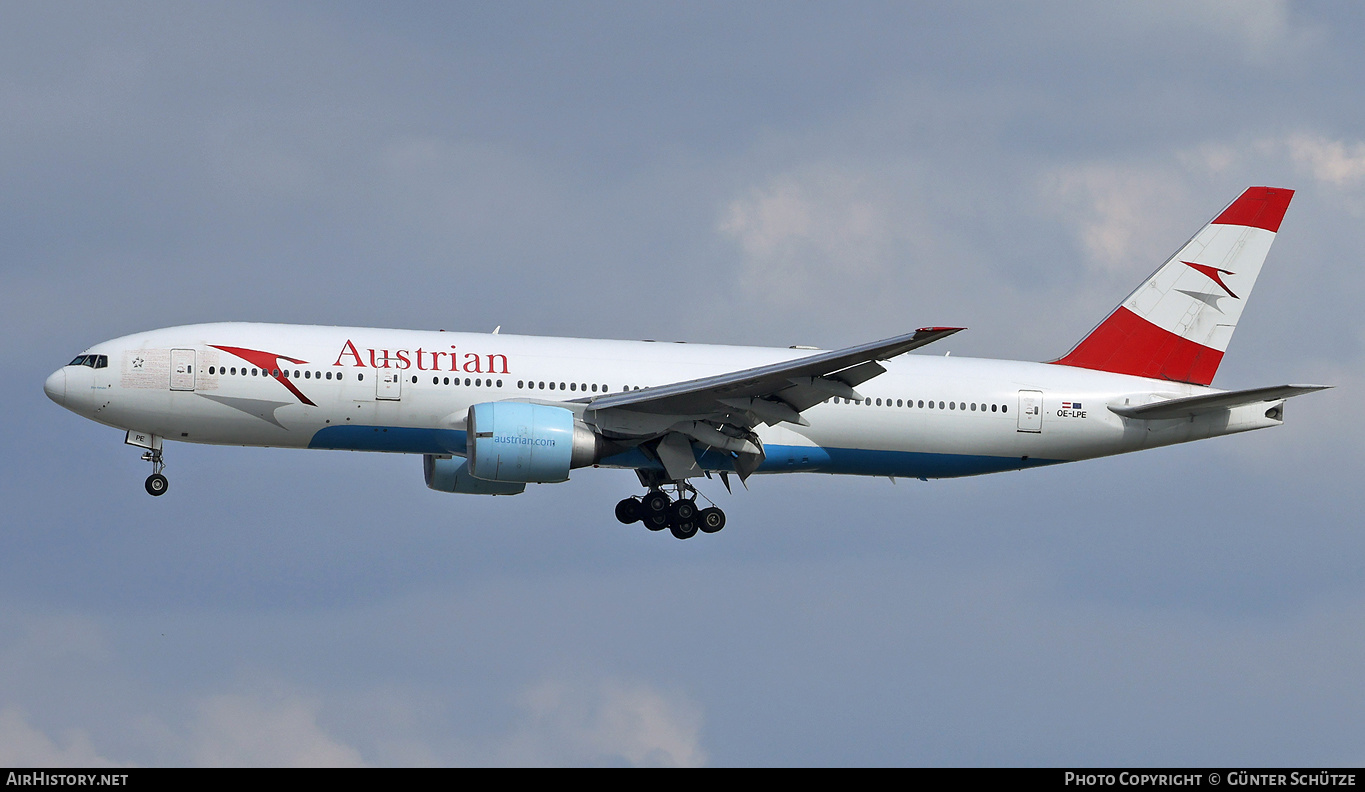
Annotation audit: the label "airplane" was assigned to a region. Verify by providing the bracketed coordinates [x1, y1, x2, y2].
[44, 186, 1327, 539]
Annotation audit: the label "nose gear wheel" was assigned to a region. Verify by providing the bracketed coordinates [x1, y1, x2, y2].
[142, 447, 168, 497]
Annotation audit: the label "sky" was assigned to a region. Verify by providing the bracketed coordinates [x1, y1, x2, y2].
[2, 0, 1362, 766]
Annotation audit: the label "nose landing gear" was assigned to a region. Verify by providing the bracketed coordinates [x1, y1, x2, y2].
[614, 480, 725, 539]
[142, 448, 168, 497]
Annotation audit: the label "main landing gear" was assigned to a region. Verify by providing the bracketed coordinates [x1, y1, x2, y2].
[142, 447, 168, 497]
[615, 482, 726, 540]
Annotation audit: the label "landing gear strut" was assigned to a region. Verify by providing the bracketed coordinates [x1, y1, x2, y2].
[142, 448, 168, 496]
[614, 478, 725, 539]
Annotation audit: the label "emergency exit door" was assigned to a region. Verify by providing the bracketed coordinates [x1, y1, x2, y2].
[375, 370, 403, 400]
[170, 349, 196, 391]
[1017, 389, 1042, 433]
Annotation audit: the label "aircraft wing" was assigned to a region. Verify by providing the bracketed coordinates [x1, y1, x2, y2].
[587, 327, 963, 421]
[1109, 384, 1330, 420]
[580, 327, 963, 480]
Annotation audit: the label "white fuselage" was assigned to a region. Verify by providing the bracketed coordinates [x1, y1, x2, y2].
[45, 322, 1284, 481]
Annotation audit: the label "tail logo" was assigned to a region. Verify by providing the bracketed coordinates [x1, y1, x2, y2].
[1182, 261, 1239, 299]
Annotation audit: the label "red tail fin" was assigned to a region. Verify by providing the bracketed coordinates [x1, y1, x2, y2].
[1052, 187, 1292, 385]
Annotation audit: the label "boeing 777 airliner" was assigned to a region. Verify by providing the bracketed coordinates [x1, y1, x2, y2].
[45, 187, 1326, 538]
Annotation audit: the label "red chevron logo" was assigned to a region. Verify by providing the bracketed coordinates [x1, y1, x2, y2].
[211, 345, 317, 406]
[1182, 261, 1239, 299]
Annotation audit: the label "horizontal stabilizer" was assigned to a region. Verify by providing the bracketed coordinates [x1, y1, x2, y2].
[1110, 384, 1329, 420]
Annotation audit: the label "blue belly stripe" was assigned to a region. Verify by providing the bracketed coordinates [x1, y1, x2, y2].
[602, 445, 1062, 479]
[308, 425, 467, 455]
[307, 425, 1061, 479]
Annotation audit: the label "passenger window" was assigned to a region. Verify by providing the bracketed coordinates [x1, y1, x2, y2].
[357, 373, 364, 381]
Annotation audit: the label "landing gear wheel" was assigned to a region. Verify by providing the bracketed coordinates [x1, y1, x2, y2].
[642, 490, 671, 515]
[642, 490, 671, 531]
[669, 520, 698, 540]
[145, 473, 168, 497]
[615, 497, 642, 524]
[669, 499, 698, 536]
[698, 507, 726, 533]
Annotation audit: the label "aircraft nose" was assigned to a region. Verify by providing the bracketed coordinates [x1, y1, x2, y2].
[44, 368, 66, 406]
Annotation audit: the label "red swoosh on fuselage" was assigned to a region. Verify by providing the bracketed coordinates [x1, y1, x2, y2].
[211, 345, 317, 406]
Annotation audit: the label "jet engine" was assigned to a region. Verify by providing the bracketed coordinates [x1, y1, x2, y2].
[423, 454, 526, 495]
[466, 402, 605, 483]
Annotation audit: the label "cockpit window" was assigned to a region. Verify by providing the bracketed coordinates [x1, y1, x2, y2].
[66, 355, 107, 368]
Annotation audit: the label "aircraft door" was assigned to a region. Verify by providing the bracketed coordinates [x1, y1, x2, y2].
[170, 349, 196, 391]
[1017, 389, 1042, 433]
[376, 370, 403, 401]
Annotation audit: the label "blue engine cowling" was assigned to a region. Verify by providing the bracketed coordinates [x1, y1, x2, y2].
[423, 454, 526, 495]
[466, 402, 603, 483]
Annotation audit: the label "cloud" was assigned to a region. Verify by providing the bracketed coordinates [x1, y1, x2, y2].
[189, 692, 366, 767]
[1042, 130, 1365, 278]
[0, 708, 124, 768]
[499, 678, 707, 767]
[1041, 165, 1192, 276]
[719, 167, 896, 308]
[1286, 134, 1365, 187]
